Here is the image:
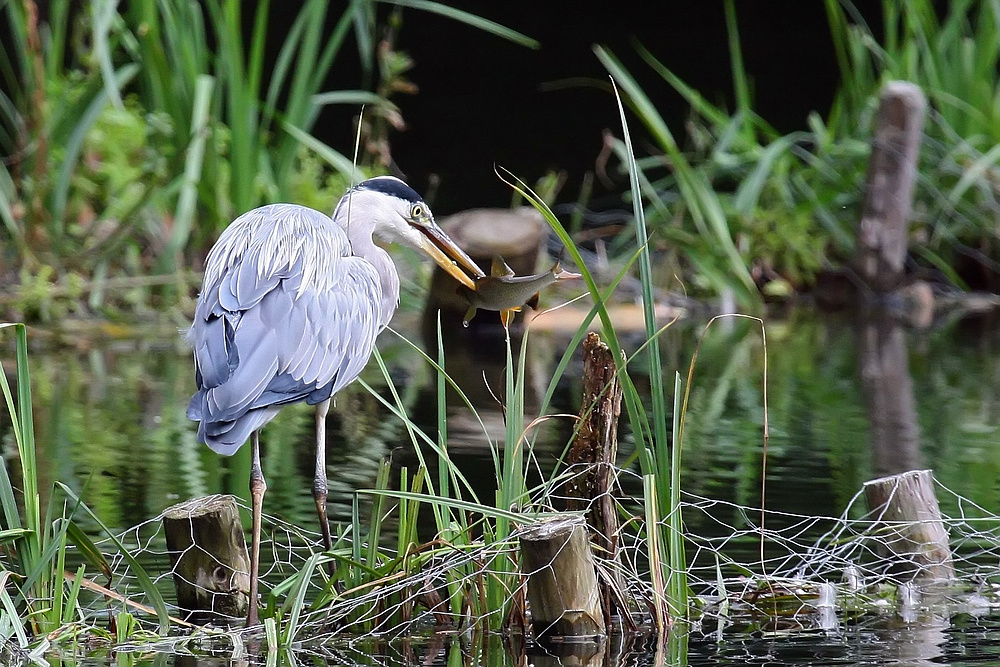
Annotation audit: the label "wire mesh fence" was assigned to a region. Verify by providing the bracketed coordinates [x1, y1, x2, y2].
[64, 469, 1000, 646]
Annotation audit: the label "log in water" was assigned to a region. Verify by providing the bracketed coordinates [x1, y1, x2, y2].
[163, 494, 251, 624]
[519, 515, 606, 638]
[863, 470, 955, 582]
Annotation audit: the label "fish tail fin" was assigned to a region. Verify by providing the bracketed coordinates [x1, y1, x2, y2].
[552, 257, 582, 280]
[491, 255, 515, 277]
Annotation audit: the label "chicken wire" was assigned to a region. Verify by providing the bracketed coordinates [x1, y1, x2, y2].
[68, 470, 1000, 644]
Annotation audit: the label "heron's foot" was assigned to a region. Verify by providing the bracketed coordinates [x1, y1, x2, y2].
[313, 487, 335, 575]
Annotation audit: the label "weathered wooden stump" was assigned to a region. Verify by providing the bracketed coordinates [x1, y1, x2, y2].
[163, 495, 251, 623]
[425, 207, 547, 323]
[566, 333, 622, 546]
[857, 81, 927, 294]
[863, 470, 955, 582]
[519, 515, 605, 638]
[565, 332, 624, 626]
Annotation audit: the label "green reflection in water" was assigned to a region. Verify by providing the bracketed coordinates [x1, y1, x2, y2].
[11, 309, 1000, 541]
[6, 309, 1000, 666]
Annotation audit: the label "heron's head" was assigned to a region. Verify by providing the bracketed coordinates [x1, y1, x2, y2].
[335, 176, 484, 289]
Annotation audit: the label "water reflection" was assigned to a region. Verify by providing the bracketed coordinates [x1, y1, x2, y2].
[858, 313, 923, 476]
[9, 308, 1000, 544]
[36, 611, 1000, 666]
[8, 309, 1000, 666]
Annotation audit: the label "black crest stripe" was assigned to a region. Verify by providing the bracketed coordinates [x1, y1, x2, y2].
[356, 177, 423, 204]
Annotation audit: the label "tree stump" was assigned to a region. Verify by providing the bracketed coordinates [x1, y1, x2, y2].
[565, 332, 624, 625]
[856, 81, 927, 293]
[863, 470, 955, 582]
[566, 333, 622, 549]
[163, 495, 251, 623]
[519, 515, 605, 638]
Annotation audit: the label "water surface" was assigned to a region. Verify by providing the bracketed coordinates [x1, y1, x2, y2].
[7, 305, 1000, 665]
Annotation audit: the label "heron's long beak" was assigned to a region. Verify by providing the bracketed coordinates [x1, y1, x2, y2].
[415, 222, 485, 289]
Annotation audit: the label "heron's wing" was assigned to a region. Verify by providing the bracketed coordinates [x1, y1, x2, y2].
[187, 204, 384, 453]
[191, 258, 382, 417]
[248, 260, 383, 409]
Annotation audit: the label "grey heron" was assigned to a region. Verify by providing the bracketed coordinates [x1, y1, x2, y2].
[186, 176, 484, 626]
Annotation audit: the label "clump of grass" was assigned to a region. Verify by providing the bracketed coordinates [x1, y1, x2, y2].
[0, 0, 539, 320]
[0, 323, 171, 653]
[595, 0, 1000, 299]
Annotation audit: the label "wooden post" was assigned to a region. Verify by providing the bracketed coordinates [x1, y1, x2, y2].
[565, 332, 624, 626]
[566, 332, 622, 549]
[520, 515, 606, 638]
[862, 470, 955, 582]
[163, 495, 251, 623]
[857, 81, 927, 293]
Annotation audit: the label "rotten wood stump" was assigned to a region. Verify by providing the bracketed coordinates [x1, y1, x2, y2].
[857, 81, 927, 293]
[163, 495, 251, 623]
[566, 332, 622, 555]
[863, 470, 955, 582]
[565, 332, 624, 627]
[520, 515, 606, 639]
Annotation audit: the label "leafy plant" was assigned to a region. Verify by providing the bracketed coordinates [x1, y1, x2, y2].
[0, 323, 170, 650]
[0, 0, 539, 317]
[595, 0, 1000, 299]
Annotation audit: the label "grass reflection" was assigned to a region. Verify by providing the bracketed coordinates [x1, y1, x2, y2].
[10, 308, 1000, 544]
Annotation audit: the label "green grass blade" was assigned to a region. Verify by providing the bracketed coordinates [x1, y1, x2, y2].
[91, 0, 125, 110]
[281, 121, 357, 178]
[162, 74, 215, 272]
[380, 0, 539, 48]
[56, 482, 171, 633]
[358, 489, 554, 525]
[668, 371, 688, 616]
[64, 517, 113, 581]
[0, 574, 29, 648]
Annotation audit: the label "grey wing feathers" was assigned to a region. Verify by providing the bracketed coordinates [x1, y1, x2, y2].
[187, 204, 383, 455]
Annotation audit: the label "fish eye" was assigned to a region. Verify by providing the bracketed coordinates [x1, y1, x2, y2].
[410, 203, 424, 219]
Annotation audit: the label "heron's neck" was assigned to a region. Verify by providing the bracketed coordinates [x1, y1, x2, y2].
[344, 223, 400, 329]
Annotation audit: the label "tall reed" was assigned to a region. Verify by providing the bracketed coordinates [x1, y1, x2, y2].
[0, 323, 169, 648]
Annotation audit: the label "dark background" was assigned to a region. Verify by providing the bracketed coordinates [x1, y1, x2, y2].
[317, 1, 883, 214]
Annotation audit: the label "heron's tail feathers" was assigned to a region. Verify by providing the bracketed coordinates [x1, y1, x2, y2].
[187, 391, 278, 455]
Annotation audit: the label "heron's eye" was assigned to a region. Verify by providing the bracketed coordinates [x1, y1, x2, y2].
[410, 203, 424, 219]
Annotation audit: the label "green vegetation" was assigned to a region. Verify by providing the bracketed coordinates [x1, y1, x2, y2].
[4, 0, 1000, 659]
[0, 87, 701, 649]
[244, 107, 695, 639]
[0, 0, 536, 320]
[0, 323, 168, 657]
[597, 0, 1000, 305]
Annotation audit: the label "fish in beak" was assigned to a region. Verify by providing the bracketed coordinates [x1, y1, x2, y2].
[458, 256, 581, 327]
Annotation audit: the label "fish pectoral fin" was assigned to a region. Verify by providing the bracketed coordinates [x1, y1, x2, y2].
[526, 292, 540, 310]
[463, 306, 478, 327]
[500, 308, 516, 327]
[491, 255, 515, 278]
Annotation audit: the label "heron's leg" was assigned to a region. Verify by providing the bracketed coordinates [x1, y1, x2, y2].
[247, 429, 266, 627]
[314, 399, 334, 560]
